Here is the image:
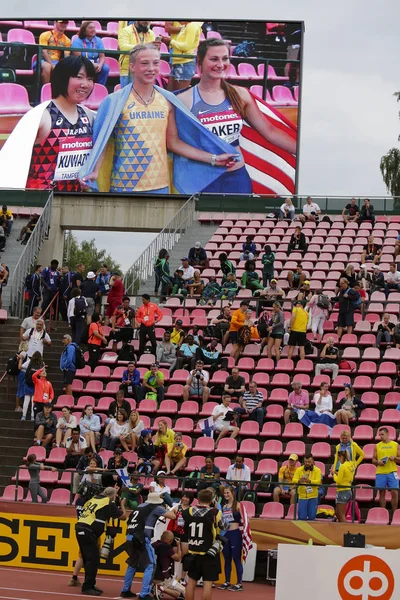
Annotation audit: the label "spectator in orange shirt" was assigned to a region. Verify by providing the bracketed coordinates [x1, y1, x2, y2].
[38, 20, 71, 84]
[136, 294, 163, 356]
[229, 300, 250, 360]
[32, 367, 55, 418]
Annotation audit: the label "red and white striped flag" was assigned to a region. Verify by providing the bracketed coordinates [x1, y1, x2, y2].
[240, 503, 253, 561]
[240, 93, 297, 196]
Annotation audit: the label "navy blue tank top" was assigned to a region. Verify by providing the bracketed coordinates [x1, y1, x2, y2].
[191, 86, 243, 147]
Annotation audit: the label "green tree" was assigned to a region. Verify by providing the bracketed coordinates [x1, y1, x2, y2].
[66, 234, 121, 273]
[380, 91, 400, 205]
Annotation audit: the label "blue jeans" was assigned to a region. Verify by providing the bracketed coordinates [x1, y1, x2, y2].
[297, 497, 318, 521]
[279, 209, 295, 220]
[96, 62, 110, 85]
[122, 537, 156, 597]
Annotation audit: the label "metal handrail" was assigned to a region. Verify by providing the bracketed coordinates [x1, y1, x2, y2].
[123, 193, 198, 296]
[40, 291, 60, 333]
[9, 191, 53, 318]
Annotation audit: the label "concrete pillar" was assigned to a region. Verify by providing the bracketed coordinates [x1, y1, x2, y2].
[37, 199, 64, 265]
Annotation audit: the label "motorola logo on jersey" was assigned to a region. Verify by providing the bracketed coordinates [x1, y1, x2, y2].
[337, 555, 394, 600]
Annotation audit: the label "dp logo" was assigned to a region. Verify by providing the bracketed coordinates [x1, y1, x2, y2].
[338, 555, 394, 600]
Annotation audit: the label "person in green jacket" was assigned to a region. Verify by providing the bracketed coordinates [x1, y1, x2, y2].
[217, 273, 238, 302]
[219, 253, 236, 283]
[199, 277, 221, 305]
[262, 244, 275, 287]
[154, 249, 173, 300]
[241, 260, 263, 294]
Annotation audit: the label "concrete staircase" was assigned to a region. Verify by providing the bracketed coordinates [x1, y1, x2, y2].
[0, 218, 29, 311]
[138, 221, 219, 297]
[0, 317, 69, 492]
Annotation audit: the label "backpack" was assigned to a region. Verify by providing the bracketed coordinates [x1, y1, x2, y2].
[232, 40, 256, 57]
[0, 44, 29, 69]
[351, 292, 362, 309]
[6, 354, 20, 377]
[118, 344, 137, 362]
[316, 294, 330, 309]
[72, 343, 86, 370]
[242, 490, 257, 503]
[237, 325, 251, 346]
[256, 473, 274, 495]
[74, 297, 87, 317]
[25, 362, 36, 387]
[304, 340, 315, 355]
[0, 68, 16, 83]
[345, 500, 361, 523]
[25, 273, 33, 291]
[185, 470, 201, 490]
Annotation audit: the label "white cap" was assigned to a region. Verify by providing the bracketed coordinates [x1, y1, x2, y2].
[195, 241, 201, 248]
[87, 271, 96, 279]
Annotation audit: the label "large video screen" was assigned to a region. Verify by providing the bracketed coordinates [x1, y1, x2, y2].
[0, 19, 302, 196]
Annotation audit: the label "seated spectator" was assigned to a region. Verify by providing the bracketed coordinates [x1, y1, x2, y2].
[126, 410, 144, 451]
[107, 447, 128, 470]
[299, 196, 321, 224]
[157, 331, 177, 371]
[18, 213, 39, 245]
[296, 382, 336, 431]
[335, 383, 365, 425]
[240, 236, 257, 261]
[26, 453, 57, 504]
[294, 280, 312, 305]
[226, 455, 251, 493]
[288, 263, 306, 289]
[65, 427, 87, 468]
[376, 313, 395, 349]
[121, 471, 144, 510]
[54, 406, 77, 448]
[38, 20, 71, 84]
[186, 270, 204, 297]
[364, 265, 385, 293]
[0, 223, 5, 252]
[330, 430, 365, 476]
[359, 198, 375, 225]
[315, 337, 340, 380]
[354, 281, 367, 316]
[334, 278, 359, 338]
[110, 296, 135, 352]
[261, 244, 275, 287]
[273, 453, 298, 504]
[20, 352, 44, 421]
[165, 431, 187, 475]
[72, 21, 110, 85]
[212, 395, 240, 448]
[198, 455, 221, 492]
[34, 403, 57, 448]
[195, 339, 227, 376]
[0, 205, 13, 236]
[22, 319, 51, 358]
[149, 471, 173, 507]
[79, 458, 104, 487]
[292, 454, 322, 521]
[87, 313, 107, 371]
[336, 264, 357, 293]
[385, 263, 400, 298]
[211, 305, 231, 345]
[173, 334, 198, 372]
[101, 409, 130, 451]
[229, 300, 250, 361]
[199, 276, 221, 306]
[284, 382, 310, 425]
[219, 253, 236, 282]
[183, 360, 210, 404]
[241, 260, 263, 294]
[20, 307, 42, 341]
[188, 324, 203, 346]
[287, 300, 308, 360]
[307, 293, 329, 340]
[361, 235, 382, 265]
[154, 419, 175, 467]
[279, 197, 295, 221]
[79, 405, 101, 453]
[342, 198, 360, 224]
[68, 288, 88, 345]
[0, 263, 9, 309]
[313, 382, 333, 415]
[32, 367, 54, 417]
[217, 273, 238, 303]
[139, 363, 165, 404]
[395, 233, 400, 259]
[76, 447, 103, 472]
[180, 257, 195, 285]
[108, 390, 132, 424]
[288, 226, 308, 254]
[171, 269, 187, 297]
[120, 361, 141, 399]
[238, 381, 266, 428]
[137, 429, 160, 475]
[257, 279, 285, 304]
[224, 368, 246, 402]
[188, 241, 209, 268]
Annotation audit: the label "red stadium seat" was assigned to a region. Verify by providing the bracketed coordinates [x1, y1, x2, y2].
[255, 358, 275, 372]
[48, 488, 71, 505]
[353, 425, 374, 441]
[381, 409, 400, 424]
[95, 397, 114, 412]
[158, 400, 178, 414]
[261, 422, 282, 437]
[239, 421, 260, 436]
[242, 500, 256, 519]
[76, 396, 95, 409]
[311, 442, 331, 459]
[260, 502, 284, 519]
[384, 392, 400, 406]
[255, 458, 278, 476]
[174, 418, 194, 433]
[45, 448, 67, 465]
[104, 56, 120, 77]
[84, 380, 103, 394]
[374, 376, 393, 391]
[284, 440, 305, 456]
[282, 422, 303, 439]
[185, 456, 205, 472]
[54, 394, 74, 408]
[238, 439, 260, 455]
[275, 359, 294, 372]
[199, 402, 217, 416]
[308, 424, 330, 439]
[269, 389, 288, 403]
[24, 446, 46, 462]
[358, 408, 379, 423]
[0, 485, 23, 501]
[261, 440, 283, 456]
[355, 463, 376, 481]
[214, 457, 231, 474]
[193, 438, 215, 453]
[391, 509, 400, 525]
[366, 507, 390, 525]
[138, 400, 158, 414]
[215, 438, 237, 454]
[166, 384, 185, 398]
[265, 404, 284, 419]
[179, 401, 199, 415]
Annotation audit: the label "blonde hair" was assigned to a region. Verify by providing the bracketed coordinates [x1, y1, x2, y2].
[129, 43, 159, 64]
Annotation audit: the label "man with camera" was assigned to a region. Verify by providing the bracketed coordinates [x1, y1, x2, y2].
[164, 431, 188, 475]
[212, 395, 240, 448]
[183, 360, 210, 405]
[299, 196, 321, 224]
[76, 486, 126, 596]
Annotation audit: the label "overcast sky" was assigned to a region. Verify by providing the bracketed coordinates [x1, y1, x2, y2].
[8, 0, 400, 271]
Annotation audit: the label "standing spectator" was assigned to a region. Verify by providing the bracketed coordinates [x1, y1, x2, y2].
[335, 383, 365, 426]
[38, 20, 71, 84]
[284, 382, 310, 424]
[156, 331, 177, 369]
[373, 427, 400, 512]
[229, 300, 249, 361]
[26, 454, 57, 503]
[385, 263, 400, 298]
[239, 381, 265, 428]
[72, 21, 110, 85]
[95, 264, 111, 310]
[180, 257, 195, 285]
[20, 307, 42, 341]
[59, 265, 73, 322]
[188, 242, 209, 268]
[55, 406, 77, 448]
[87, 313, 107, 371]
[154, 249, 173, 300]
[136, 294, 163, 356]
[20, 352, 44, 421]
[22, 319, 51, 358]
[313, 382, 333, 415]
[299, 196, 321, 224]
[32, 367, 54, 417]
[165, 432, 187, 475]
[376, 313, 395, 348]
[199, 456, 221, 492]
[195, 339, 227, 376]
[226, 455, 251, 492]
[139, 363, 165, 404]
[224, 368, 246, 402]
[292, 454, 322, 521]
[34, 403, 57, 448]
[264, 301, 285, 361]
[118, 21, 157, 87]
[41, 259, 60, 315]
[261, 244, 275, 287]
[120, 362, 141, 399]
[80, 271, 100, 324]
[361, 235, 382, 265]
[333, 451, 356, 522]
[79, 405, 102, 453]
[287, 300, 308, 360]
[334, 278, 359, 338]
[183, 360, 210, 404]
[288, 263, 306, 289]
[65, 428, 88, 468]
[71, 263, 85, 290]
[105, 272, 124, 325]
[219, 253, 236, 282]
[359, 198, 375, 225]
[315, 337, 340, 380]
[60, 334, 76, 396]
[241, 260, 263, 294]
[307, 293, 329, 340]
[212, 395, 240, 447]
[219, 486, 244, 592]
[68, 288, 88, 345]
[279, 197, 295, 221]
[166, 21, 202, 91]
[101, 409, 130, 452]
[336, 264, 357, 292]
[110, 295, 135, 352]
[331, 430, 365, 475]
[273, 454, 298, 504]
[0, 205, 13, 236]
[27, 265, 43, 316]
[342, 198, 360, 224]
[240, 236, 257, 261]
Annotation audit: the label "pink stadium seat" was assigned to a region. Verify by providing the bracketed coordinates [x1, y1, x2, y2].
[7, 28, 35, 43]
[253, 372, 270, 386]
[158, 400, 178, 414]
[82, 83, 109, 110]
[271, 374, 290, 387]
[49, 488, 71, 505]
[239, 421, 260, 436]
[193, 437, 215, 453]
[282, 423, 303, 439]
[284, 440, 305, 456]
[174, 418, 194, 433]
[311, 442, 331, 459]
[384, 392, 400, 407]
[0, 83, 31, 114]
[71, 380, 84, 393]
[215, 438, 237, 454]
[76, 395, 96, 410]
[378, 362, 397, 375]
[261, 422, 282, 437]
[275, 359, 294, 372]
[308, 424, 330, 439]
[366, 507, 390, 525]
[54, 394, 74, 408]
[24, 489, 47, 503]
[179, 401, 199, 415]
[255, 458, 278, 476]
[185, 456, 205, 472]
[242, 500, 256, 519]
[359, 408, 379, 423]
[381, 409, 400, 424]
[1, 485, 23, 502]
[355, 485, 374, 503]
[261, 440, 283, 456]
[353, 376, 372, 390]
[255, 358, 275, 371]
[355, 463, 376, 481]
[391, 509, 400, 525]
[85, 380, 104, 394]
[238, 439, 260, 455]
[24, 445, 46, 462]
[95, 397, 114, 412]
[166, 384, 185, 399]
[102, 36, 118, 50]
[353, 425, 374, 441]
[45, 448, 67, 465]
[260, 502, 284, 519]
[199, 402, 218, 416]
[138, 400, 158, 414]
[374, 376, 393, 391]
[265, 404, 284, 419]
[238, 62, 259, 79]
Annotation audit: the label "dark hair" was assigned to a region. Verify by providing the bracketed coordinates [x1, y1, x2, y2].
[224, 485, 239, 512]
[71, 427, 80, 434]
[219, 253, 228, 261]
[182, 491, 194, 504]
[197, 39, 245, 117]
[304, 453, 314, 460]
[61, 405, 71, 412]
[26, 453, 37, 464]
[379, 427, 389, 434]
[117, 409, 128, 421]
[51, 56, 96, 99]
[82, 404, 93, 416]
[71, 287, 81, 298]
[337, 450, 349, 461]
[142, 294, 150, 301]
[244, 259, 256, 271]
[122, 295, 130, 302]
[84, 448, 93, 455]
[205, 455, 214, 462]
[78, 20, 95, 39]
[92, 312, 101, 323]
[158, 248, 169, 259]
[50, 259, 59, 267]
[34, 264, 42, 272]
[264, 245, 272, 253]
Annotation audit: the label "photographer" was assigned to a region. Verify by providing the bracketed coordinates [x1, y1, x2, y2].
[212, 395, 239, 449]
[183, 360, 210, 405]
[165, 431, 188, 475]
[153, 531, 185, 599]
[75, 486, 126, 596]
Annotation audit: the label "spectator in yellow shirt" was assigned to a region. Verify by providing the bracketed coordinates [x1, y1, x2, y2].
[164, 21, 202, 90]
[331, 430, 365, 475]
[118, 21, 157, 87]
[165, 431, 187, 475]
[154, 418, 175, 466]
[333, 450, 355, 522]
[373, 427, 400, 512]
[273, 453, 298, 504]
[0, 205, 13, 236]
[287, 300, 308, 361]
[38, 20, 71, 84]
[292, 454, 322, 521]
